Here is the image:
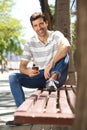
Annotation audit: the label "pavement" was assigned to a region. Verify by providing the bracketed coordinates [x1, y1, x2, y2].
[0, 70, 36, 129]
[0, 70, 72, 130]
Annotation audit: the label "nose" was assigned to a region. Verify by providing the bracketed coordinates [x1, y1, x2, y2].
[37, 24, 42, 30]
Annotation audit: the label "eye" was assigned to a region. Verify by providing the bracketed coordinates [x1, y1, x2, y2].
[40, 22, 44, 26]
[33, 24, 37, 28]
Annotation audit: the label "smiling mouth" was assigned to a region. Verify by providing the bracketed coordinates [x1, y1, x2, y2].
[39, 29, 43, 32]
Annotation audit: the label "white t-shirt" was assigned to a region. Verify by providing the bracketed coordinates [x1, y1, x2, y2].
[21, 30, 69, 70]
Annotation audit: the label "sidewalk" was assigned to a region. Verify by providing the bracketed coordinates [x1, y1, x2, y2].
[0, 70, 36, 129]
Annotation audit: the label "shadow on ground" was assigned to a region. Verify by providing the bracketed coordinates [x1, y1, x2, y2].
[0, 79, 36, 126]
[0, 89, 16, 126]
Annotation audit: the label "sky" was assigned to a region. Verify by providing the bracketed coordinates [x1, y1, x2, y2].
[12, 0, 55, 39]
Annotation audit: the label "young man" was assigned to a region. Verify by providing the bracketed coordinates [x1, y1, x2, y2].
[9, 12, 71, 107]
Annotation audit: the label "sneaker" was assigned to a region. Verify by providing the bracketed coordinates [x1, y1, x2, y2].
[6, 120, 22, 126]
[45, 78, 59, 91]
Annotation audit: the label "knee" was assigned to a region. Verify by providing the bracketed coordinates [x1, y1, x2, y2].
[9, 73, 17, 83]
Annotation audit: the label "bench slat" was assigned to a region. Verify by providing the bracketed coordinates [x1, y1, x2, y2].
[59, 89, 73, 114]
[66, 87, 76, 113]
[28, 91, 49, 113]
[14, 111, 74, 125]
[46, 91, 58, 113]
[17, 90, 41, 112]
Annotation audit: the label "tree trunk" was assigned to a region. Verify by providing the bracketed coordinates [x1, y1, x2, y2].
[73, 0, 87, 129]
[55, 0, 70, 40]
[39, 0, 53, 29]
[55, 0, 76, 85]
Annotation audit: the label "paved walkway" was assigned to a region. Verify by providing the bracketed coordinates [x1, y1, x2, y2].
[0, 70, 36, 129]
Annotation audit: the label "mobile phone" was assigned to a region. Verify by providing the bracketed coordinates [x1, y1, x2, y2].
[32, 66, 39, 70]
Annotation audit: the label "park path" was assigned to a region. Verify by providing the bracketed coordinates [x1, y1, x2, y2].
[0, 70, 35, 128]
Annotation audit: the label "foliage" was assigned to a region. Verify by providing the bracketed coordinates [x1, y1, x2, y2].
[71, 22, 76, 54]
[0, 0, 25, 64]
[48, 4, 55, 17]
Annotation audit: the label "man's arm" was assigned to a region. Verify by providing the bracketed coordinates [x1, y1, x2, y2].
[20, 60, 39, 77]
[44, 38, 71, 79]
[20, 60, 29, 75]
[50, 38, 71, 66]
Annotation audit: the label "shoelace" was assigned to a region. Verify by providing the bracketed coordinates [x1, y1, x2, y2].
[46, 78, 59, 90]
[52, 78, 59, 85]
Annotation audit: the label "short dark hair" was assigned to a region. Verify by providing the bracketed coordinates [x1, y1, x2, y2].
[30, 12, 47, 25]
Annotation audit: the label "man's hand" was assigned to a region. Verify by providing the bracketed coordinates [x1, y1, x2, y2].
[20, 60, 40, 77]
[44, 60, 54, 79]
[27, 68, 40, 77]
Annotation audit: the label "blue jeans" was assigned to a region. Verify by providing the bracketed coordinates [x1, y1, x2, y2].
[9, 55, 69, 107]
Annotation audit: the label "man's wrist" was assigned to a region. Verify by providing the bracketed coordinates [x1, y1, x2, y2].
[47, 59, 55, 69]
[50, 59, 55, 67]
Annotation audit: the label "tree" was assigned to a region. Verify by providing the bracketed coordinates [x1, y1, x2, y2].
[55, 0, 76, 85]
[39, 0, 76, 85]
[0, 0, 25, 67]
[71, 22, 77, 70]
[73, 0, 87, 129]
[39, 0, 53, 29]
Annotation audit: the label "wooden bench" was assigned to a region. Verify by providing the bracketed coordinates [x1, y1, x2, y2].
[14, 85, 76, 126]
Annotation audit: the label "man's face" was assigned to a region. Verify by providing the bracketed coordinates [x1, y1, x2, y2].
[32, 18, 48, 37]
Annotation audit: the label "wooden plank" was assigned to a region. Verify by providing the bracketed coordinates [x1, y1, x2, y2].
[28, 91, 49, 113]
[46, 91, 58, 113]
[66, 86, 76, 113]
[14, 111, 74, 125]
[17, 90, 41, 112]
[59, 89, 73, 114]
[71, 85, 77, 94]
